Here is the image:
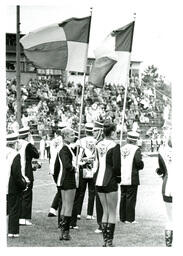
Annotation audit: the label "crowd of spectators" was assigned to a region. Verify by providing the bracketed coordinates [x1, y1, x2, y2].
[6, 75, 171, 139]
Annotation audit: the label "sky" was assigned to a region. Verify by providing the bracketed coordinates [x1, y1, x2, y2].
[2, 0, 182, 84]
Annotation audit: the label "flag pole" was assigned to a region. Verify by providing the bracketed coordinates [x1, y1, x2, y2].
[16, 5, 22, 128]
[119, 14, 136, 147]
[119, 54, 131, 146]
[75, 8, 93, 185]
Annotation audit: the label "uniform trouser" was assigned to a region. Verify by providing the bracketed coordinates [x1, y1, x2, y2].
[77, 177, 95, 216]
[45, 147, 51, 161]
[7, 193, 21, 234]
[96, 189, 103, 227]
[119, 185, 138, 222]
[20, 181, 33, 220]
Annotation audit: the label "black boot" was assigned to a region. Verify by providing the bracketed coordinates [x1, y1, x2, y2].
[107, 223, 115, 247]
[63, 216, 71, 241]
[165, 230, 173, 247]
[58, 208, 62, 228]
[58, 214, 64, 229]
[59, 216, 65, 240]
[101, 223, 108, 247]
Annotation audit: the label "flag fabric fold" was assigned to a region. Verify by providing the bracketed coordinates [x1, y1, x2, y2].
[89, 21, 134, 87]
[88, 57, 117, 88]
[20, 16, 91, 72]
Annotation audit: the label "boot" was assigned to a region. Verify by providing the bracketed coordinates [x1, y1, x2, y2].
[165, 230, 173, 247]
[101, 223, 108, 247]
[107, 223, 115, 247]
[63, 216, 71, 241]
[58, 207, 62, 228]
[58, 214, 64, 228]
[59, 216, 65, 240]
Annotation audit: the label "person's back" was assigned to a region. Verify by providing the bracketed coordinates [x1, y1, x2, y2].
[18, 127, 39, 226]
[6, 133, 28, 237]
[119, 131, 144, 224]
[94, 120, 121, 247]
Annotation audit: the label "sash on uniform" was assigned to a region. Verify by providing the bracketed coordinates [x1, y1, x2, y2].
[18, 139, 29, 178]
[57, 144, 79, 188]
[79, 136, 97, 179]
[120, 144, 138, 185]
[95, 140, 116, 186]
[49, 136, 63, 175]
[67, 144, 79, 188]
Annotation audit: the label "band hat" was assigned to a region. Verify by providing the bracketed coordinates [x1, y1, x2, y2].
[73, 128, 86, 139]
[93, 120, 104, 130]
[57, 122, 68, 129]
[127, 131, 140, 141]
[19, 126, 30, 136]
[80, 128, 86, 138]
[6, 132, 19, 143]
[85, 122, 94, 132]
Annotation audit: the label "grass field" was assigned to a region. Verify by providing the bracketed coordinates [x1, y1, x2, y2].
[7, 155, 167, 247]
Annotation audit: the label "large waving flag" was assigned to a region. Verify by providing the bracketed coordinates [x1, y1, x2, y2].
[89, 21, 134, 87]
[20, 16, 91, 72]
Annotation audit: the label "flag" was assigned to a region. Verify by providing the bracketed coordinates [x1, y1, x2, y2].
[88, 57, 117, 88]
[20, 16, 91, 72]
[89, 21, 134, 86]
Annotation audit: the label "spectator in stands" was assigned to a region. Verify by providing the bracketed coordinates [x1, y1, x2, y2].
[151, 133, 157, 152]
[10, 116, 19, 133]
[21, 112, 29, 127]
[40, 136, 46, 160]
[45, 134, 51, 161]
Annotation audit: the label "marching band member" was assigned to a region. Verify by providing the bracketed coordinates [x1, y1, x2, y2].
[94, 120, 121, 247]
[156, 132, 173, 247]
[93, 120, 104, 233]
[119, 131, 144, 223]
[6, 133, 28, 238]
[53, 127, 77, 241]
[48, 125, 65, 218]
[76, 123, 97, 220]
[18, 127, 39, 226]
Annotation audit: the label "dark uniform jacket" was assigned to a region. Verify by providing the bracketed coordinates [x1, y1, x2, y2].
[8, 154, 27, 194]
[53, 145, 76, 187]
[24, 143, 39, 181]
[156, 145, 172, 202]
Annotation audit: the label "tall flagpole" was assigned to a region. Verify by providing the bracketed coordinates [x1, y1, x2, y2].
[75, 8, 93, 186]
[119, 13, 136, 147]
[16, 5, 22, 127]
[119, 55, 131, 146]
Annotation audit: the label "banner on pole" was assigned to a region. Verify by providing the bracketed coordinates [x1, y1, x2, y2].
[20, 16, 91, 72]
[89, 21, 135, 87]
